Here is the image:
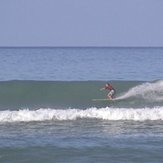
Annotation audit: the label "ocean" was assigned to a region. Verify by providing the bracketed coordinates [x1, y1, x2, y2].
[0, 47, 163, 163]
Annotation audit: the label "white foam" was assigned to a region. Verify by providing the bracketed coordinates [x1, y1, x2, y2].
[1, 107, 163, 122]
[115, 80, 163, 101]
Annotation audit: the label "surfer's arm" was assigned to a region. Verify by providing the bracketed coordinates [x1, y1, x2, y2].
[100, 87, 105, 91]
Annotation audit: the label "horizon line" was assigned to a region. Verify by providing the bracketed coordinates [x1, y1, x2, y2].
[0, 46, 163, 48]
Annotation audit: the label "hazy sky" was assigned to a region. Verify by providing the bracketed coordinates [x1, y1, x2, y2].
[0, 0, 163, 47]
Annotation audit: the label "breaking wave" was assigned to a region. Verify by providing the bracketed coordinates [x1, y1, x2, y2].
[115, 80, 163, 102]
[1, 107, 163, 122]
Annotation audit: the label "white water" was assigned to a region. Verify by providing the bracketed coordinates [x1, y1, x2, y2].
[115, 80, 163, 101]
[0, 107, 163, 122]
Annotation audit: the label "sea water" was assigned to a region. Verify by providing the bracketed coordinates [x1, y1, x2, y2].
[0, 47, 163, 163]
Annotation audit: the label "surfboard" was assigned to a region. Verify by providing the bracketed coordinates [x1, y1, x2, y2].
[92, 98, 122, 102]
[92, 98, 113, 101]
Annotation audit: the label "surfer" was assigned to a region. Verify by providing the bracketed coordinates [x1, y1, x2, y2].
[100, 83, 116, 100]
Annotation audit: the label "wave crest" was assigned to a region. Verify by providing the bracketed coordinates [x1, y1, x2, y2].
[1, 107, 163, 122]
[116, 80, 163, 101]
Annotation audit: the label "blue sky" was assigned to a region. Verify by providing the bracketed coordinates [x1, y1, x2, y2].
[0, 0, 163, 47]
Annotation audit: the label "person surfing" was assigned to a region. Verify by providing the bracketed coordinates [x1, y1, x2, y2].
[100, 83, 116, 100]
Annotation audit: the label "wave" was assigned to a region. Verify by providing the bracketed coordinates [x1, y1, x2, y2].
[0, 80, 163, 110]
[1, 107, 163, 122]
[116, 80, 163, 101]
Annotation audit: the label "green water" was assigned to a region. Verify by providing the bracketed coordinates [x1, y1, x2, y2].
[0, 80, 163, 110]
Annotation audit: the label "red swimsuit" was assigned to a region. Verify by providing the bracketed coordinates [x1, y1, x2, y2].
[105, 85, 113, 90]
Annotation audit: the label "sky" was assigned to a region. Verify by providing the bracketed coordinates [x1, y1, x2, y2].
[0, 0, 163, 47]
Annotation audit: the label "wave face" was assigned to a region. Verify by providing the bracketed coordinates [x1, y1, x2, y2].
[1, 107, 163, 122]
[0, 80, 163, 110]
